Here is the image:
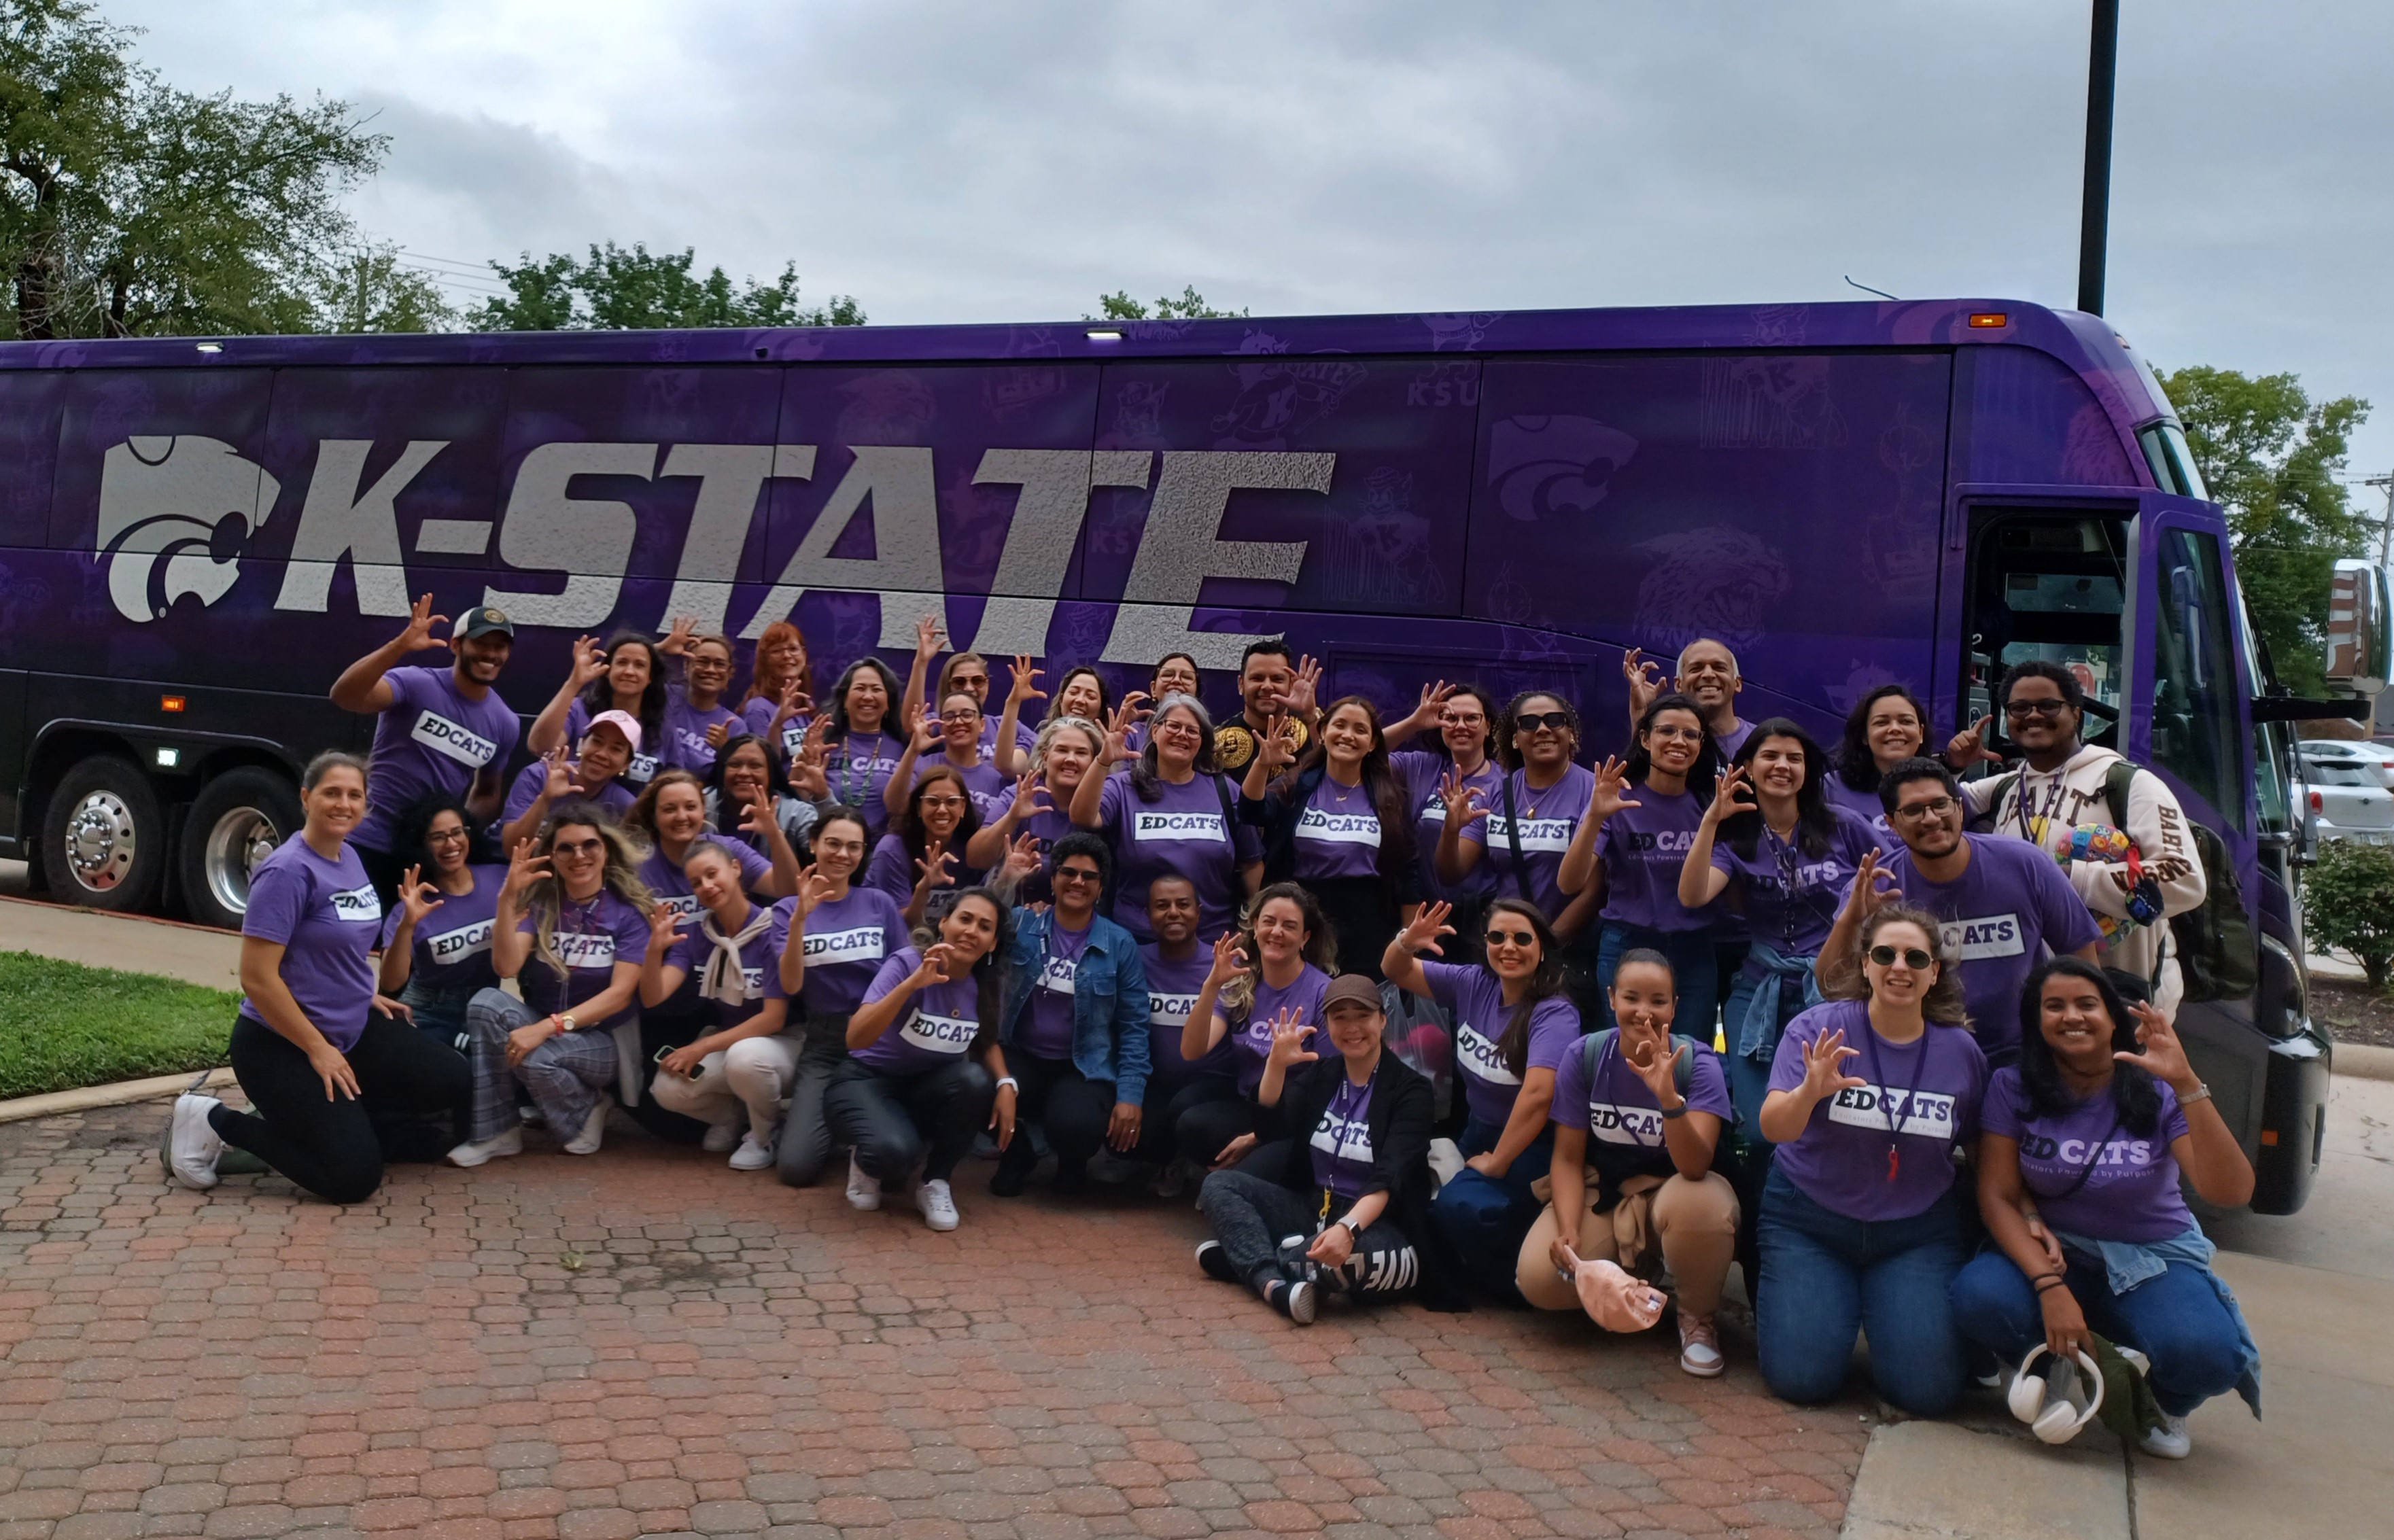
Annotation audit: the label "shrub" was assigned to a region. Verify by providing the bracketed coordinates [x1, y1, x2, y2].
[2304, 839, 2394, 990]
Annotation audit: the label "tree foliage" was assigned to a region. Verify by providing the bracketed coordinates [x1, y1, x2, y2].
[2163, 364, 2373, 694]
[0, 0, 412, 337]
[1088, 285, 1247, 321]
[468, 241, 863, 332]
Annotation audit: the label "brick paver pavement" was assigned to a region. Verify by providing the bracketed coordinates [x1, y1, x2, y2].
[0, 1100, 1874, 1540]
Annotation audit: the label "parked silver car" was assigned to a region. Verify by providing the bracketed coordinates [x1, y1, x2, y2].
[2297, 738, 2394, 790]
[2298, 748, 2394, 844]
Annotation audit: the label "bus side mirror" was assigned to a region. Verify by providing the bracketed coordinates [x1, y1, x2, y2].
[2325, 558, 2393, 698]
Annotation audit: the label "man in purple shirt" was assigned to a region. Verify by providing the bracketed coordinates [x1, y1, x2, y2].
[331, 593, 520, 904]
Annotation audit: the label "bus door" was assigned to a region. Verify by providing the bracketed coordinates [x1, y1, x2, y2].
[1947, 490, 2138, 758]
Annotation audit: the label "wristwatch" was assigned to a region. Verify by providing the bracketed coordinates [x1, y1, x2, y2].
[1333, 1215, 1361, 1240]
[557, 1013, 578, 1032]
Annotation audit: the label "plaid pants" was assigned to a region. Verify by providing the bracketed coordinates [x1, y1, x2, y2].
[464, 989, 619, 1142]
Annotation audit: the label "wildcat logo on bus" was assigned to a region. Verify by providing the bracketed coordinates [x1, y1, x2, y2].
[94, 436, 280, 623]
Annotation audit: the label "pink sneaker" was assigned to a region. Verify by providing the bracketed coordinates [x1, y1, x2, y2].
[1678, 1312, 1726, 1378]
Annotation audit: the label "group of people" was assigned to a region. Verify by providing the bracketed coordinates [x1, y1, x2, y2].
[158, 601, 2259, 1458]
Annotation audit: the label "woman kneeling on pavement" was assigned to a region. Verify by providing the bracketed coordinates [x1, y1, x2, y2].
[1755, 905, 1985, 1416]
[168, 752, 470, 1203]
[1514, 948, 1739, 1376]
[1949, 958, 2259, 1459]
[827, 887, 1011, 1229]
[1194, 976, 1439, 1324]
[636, 840, 793, 1169]
[449, 809, 654, 1165]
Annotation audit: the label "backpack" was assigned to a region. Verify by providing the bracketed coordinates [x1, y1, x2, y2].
[1975, 759, 2256, 1002]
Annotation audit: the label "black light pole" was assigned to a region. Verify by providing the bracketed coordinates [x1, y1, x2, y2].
[2079, 0, 2121, 315]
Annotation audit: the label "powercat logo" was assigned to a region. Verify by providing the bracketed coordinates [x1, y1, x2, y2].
[95, 437, 280, 623]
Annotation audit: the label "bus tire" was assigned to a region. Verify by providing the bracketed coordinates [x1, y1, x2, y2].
[41, 755, 167, 914]
[179, 767, 302, 930]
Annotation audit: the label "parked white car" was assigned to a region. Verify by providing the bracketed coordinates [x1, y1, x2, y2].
[2299, 752, 2394, 844]
[2297, 739, 2394, 790]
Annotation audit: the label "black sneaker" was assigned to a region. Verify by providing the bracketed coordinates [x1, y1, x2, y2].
[1262, 1277, 1317, 1325]
[988, 1154, 1030, 1198]
[1194, 1240, 1241, 1283]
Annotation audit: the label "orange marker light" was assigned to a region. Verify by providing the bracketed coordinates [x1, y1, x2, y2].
[160, 695, 186, 713]
[1968, 312, 2009, 329]
[2260, 1129, 2280, 1147]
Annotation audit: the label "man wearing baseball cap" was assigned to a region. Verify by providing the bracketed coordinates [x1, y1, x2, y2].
[1192, 973, 1454, 1323]
[331, 593, 522, 904]
[498, 711, 642, 850]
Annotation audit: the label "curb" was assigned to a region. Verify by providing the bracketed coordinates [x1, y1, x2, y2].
[0, 1067, 235, 1127]
[2336, 1042, 2394, 1084]
[0, 891, 235, 937]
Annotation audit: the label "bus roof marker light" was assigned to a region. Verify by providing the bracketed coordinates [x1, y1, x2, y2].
[1086, 328, 1124, 342]
[194, 342, 223, 353]
[1968, 313, 2009, 329]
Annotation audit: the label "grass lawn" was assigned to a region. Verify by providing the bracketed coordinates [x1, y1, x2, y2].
[0, 950, 237, 1100]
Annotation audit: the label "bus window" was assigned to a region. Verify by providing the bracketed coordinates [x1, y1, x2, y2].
[2150, 527, 2246, 830]
[1961, 512, 2130, 746]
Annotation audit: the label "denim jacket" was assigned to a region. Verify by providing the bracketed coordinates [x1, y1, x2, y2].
[999, 907, 1153, 1104]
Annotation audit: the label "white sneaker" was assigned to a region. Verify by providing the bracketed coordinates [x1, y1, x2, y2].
[846, 1151, 882, 1210]
[702, 1117, 742, 1154]
[167, 1093, 224, 1189]
[2138, 1412, 2193, 1460]
[446, 1126, 523, 1168]
[1677, 1312, 1726, 1378]
[728, 1133, 776, 1171]
[561, 1102, 608, 1156]
[916, 1177, 959, 1231]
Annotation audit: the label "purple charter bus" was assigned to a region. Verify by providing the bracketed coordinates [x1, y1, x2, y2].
[0, 298, 2350, 1212]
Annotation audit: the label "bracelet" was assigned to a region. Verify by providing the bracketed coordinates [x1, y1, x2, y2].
[2178, 1081, 2213, 1108]
[1659, 1102, 1689, 1119]
[2032, 1274, 2069, 1295]
[995, 1077, 1019, 1093]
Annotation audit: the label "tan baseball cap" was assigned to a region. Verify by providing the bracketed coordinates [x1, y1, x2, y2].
[1321, 975, 1383, 1015]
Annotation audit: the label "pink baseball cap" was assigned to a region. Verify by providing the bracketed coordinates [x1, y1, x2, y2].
[584, 710, 643, 754]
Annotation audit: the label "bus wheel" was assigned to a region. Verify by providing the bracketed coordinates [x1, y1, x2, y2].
[178, 767, 302, 930]
[41, 756, 167, 914]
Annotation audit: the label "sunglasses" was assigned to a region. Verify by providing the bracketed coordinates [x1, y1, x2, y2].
[1054, 866, 1102, 886]
[1485, 927, 1536, 948]
[553, 838, 604, 858]
[1869, 945, 1935, 970]
[2004, 698, 2071, 719]
[1514, 710, 1573, 733]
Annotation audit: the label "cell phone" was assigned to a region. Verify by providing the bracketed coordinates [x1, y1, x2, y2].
[650, 1044, 705, 1078]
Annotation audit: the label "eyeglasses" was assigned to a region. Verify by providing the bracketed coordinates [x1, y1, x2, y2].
[1155, 720, 1201, 739]
[2004, 698, 2071, 720]
[1891, 797, 1958, 821]
[1514, 710, 1572, 733]
[1054, 866, 1102, 886]
[919, 794, 967, 810]
[553, 838, 604, 858]
[940, 708, 980, 722]
[1646, 724, 1704, 742]
[426, 827, 470, 845]
[1869, 945, 1935, 969]
[1485, 928, 1536, 948]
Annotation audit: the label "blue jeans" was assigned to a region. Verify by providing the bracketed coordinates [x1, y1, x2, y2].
[1949, 1250, 2246, 1417]
[1429, 1117, 1554, 1303]
[1756, 1166, 1968, 1415]
[1595, 922, 1718, 1042]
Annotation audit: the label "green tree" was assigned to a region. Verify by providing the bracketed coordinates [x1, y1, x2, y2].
[312, 244, 453, 334]
[1088, 285, 1247, 321]
[469, 241, 863, 332]
[0, 0, 396, 338]
[2163, 365, 2373, 694]
[2303, 837, 2394, 989]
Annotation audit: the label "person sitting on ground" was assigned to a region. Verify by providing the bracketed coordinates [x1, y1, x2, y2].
[1514, 948, 1739, 1378]
[1949, 958, 2259, 1460]
[1193, 975, 1438, 1325]
[377, 790, 508, 1051]
[636, 840, 793, 1170]
[167, 752, 471, 1204]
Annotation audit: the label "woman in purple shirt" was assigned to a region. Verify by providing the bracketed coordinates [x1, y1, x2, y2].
[1177, 883, 1336, 1170]
[969, 715, 1103, 905]
[885, 691, 1013, 827]
[1678, 720, 1877, 1128]
[1557, 693, 1723, 1037]
[822, 658, 907, 839]
[1756, 905, 1988, 1416]
[448, 810, 656, 1167]
[1241, 695, 1417, 982]
[1385, 898, 1581, 1302]
[167, 753, 470, 1204]
[1951, 959, 2258, 1458]
[653, 622, 743, 779]
[1387, 684, 1505, 960]
[866, 765, 986, 924]
[528, 631, 667, 788]
[1073, 693, 1263, 943]
[377, 791, 508, 1049]
[1826, 684, 1926, 827]
[827, 888, 1011, 1231]
[740, 618, 816, 765]
[636, 841, 793, 1172]
[702, 734, 815, 884]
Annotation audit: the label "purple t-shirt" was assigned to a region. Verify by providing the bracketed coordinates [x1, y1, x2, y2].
[638, 840, 774, 924]
[513, 889, 650, 1032]
[1422, 960, 1582, 1128]
[1290, 776, 1387, 881]
[1309, 1070, 1381, 1203]
[1823, 774, 1888, 829]
[1019, 919, 1090, 1060]
[1768, 998, 1988, 1221]
[502, 760, 635, 827]
[1879, 834, 2103, 1061]
[239, 837, 382, 1050]
[1393, 751, 1503, 905]
[378, 862, 506, 994]
[1983, 1068, 2196, 1244]
[1709, 807, 1878, 956]
[1231, 964, 1332, 1096]
[768, 886, 909, 1016]
[977, 716, 1040, 758]
[661, 687, 740, 778]
[1552, 1029, 1736, 1163]
[1461, 764, 1596, 924]
[354, 665, 519, 852]
[862, 833, 984, 907]
[1716, 720, 1754, 760]
[1096, 771, 1263, 943]
[911, 756, 1013, 824]
[741, 697, 812, 765]
[851, 948, 986, 1074]
[825, 731, 906, 837]
[565, 697, 661, 786]
[1594, 782, 1711, 934]
[1140, 943, 1233, 1083]
[662, 904, 782, 1028]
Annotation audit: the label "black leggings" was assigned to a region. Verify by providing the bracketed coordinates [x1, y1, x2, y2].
[213, 1012, 471, 1204]
[1175, 1087, 1262, 1170]
[997, 1053, 1115, 1181]
[1137, 1074, 1240, 1167]
[824, 1058, 995, 1183]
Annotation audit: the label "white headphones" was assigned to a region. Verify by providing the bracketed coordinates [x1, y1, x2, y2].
[2008, 1344, 2106, 1444]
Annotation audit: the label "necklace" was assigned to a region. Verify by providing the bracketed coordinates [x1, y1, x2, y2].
[837, 732, 888, 806]
[1858, 1013, 1932, 1183]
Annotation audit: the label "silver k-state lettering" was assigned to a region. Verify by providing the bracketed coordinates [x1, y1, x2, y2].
[1825, 1083, 1959, 1138]
[409, 710, 499, 768]
[329, 883, 383, 924]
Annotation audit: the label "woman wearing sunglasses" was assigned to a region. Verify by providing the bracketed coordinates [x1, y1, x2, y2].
[1384, 898, 1580, 1301]
[1754, 906, 1988, 1415]
[1438, 692, 1601, 1008]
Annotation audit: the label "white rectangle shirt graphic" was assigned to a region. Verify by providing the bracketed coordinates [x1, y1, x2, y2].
[1134, 810, 1227, 844]
[551, 931, 617, 970]
[899, 1010, 977, 1056]
[1296, 806, 1381, 847]
[409, 710, 500, 769]
[426, 918, 494, 964]
[1481, 814, 1575, 854]
[1826, 1083, 1960, 1139]
[1939, 915, 2026, 961]
[329, 883, 383, 925]
[805, 926, 889, 964]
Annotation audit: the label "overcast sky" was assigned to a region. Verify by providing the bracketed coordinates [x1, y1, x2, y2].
[109, 0, 2394, 493]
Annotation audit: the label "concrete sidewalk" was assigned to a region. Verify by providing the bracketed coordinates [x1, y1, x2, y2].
[0, 888, 243, 991]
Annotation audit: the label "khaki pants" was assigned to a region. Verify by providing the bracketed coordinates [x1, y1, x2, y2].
[1515, 1170, 1739, 1317]
[648, 1032, 802, 1138]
